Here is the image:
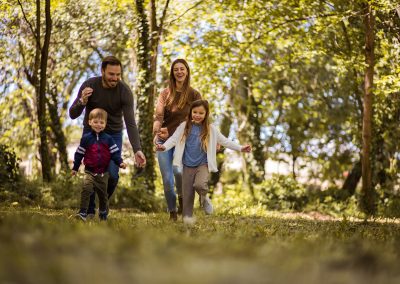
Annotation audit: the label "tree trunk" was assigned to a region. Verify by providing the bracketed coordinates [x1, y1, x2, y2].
[134, 0, 155, 192]
[341, 160, 362, 198]
[31, 0, 52, 182]
[134, 0, 170, 192]
[47, 87, 69, 171]
[360, 3, 375, 214]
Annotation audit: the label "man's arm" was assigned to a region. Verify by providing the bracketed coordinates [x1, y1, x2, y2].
[69, 84, 87, 119]
[121, 92, 142, 153]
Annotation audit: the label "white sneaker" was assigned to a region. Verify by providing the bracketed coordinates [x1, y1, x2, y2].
[201, 195, 213, 215]
[183, 216, 196, 226]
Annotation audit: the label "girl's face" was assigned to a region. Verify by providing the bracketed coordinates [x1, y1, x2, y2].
[191, 105, 207, 124]
[173, 62, 188, 84]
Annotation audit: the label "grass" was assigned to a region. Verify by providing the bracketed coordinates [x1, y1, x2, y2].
[1, 206, 400, 284]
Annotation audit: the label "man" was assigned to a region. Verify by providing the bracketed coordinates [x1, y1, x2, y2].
[69, 55, 146, 216]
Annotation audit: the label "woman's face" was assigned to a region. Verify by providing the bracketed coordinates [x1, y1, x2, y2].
[173, 62, 188, 84]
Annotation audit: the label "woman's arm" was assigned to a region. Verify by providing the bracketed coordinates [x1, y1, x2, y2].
[153, 89, 169, 135]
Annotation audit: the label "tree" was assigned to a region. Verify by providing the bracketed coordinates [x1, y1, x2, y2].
[134, 0, 170, 192]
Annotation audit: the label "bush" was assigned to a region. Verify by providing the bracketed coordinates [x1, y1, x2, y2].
[0, 144, 20, 185]
[257, 174, 308, 211]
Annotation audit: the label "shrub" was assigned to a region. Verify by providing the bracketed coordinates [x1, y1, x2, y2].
[257, 174, 308, 211]
[0, 144, 20, 185]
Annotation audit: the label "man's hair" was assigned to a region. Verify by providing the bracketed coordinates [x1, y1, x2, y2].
[101, 56, 122, 71]
[89, 108, 107, 121]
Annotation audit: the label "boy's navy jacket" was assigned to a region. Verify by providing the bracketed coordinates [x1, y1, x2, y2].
[73, 130, 123, 174]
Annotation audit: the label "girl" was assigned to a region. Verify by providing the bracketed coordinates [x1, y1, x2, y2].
[156, 99, 251, 223]
[153, 59, 201, 221]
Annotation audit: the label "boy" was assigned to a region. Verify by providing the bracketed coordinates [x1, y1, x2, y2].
[72, 108, 126, 221]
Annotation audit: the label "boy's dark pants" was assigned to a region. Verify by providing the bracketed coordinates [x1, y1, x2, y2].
[80, 172, 109, 214]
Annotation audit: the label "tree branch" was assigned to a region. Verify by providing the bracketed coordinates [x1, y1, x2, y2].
[167, 0, 204, 26]
[17, 0, 38, 44]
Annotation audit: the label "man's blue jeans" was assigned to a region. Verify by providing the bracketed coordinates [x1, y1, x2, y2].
[85, 130, 123, 215]
[157, 146, 182, 212]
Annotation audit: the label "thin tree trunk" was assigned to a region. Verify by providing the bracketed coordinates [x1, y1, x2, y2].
[341, 160, 362, 198]
[47, 87, 69, 171]
[135, 0, 155, 192]
[360, 3, 375, 214]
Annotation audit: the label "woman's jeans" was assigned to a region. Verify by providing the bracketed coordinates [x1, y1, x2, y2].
[84, 130, 123, 215]
[157, 146, 182, 212]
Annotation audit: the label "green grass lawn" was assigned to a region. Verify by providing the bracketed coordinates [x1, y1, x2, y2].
[1, 207, 400, 284]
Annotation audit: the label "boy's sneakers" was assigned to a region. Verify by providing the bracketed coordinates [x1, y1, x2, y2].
[75, 212, 87, 221]
[200, 195, 213, 215]
[99, 210, 108, 221]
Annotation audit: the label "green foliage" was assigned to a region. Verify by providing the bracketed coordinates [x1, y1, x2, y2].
[110, 176, 163, 212]
[258, 175, 308, 211]
[0, 144, 19, 185]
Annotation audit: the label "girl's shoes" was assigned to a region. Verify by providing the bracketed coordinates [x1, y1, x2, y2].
[200, 195, 213, 215]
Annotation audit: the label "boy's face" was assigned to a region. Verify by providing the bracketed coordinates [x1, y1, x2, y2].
[89, 118, 106, 133]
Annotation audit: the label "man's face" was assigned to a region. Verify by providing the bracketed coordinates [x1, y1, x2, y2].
[89, 118, 106, 133]
[102, 65, 121, 88]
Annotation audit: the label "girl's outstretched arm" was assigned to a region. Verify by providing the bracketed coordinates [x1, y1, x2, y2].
[160, 122, 186, 151]
[215, 126, 242, 152]
[241, 145, 252, 153]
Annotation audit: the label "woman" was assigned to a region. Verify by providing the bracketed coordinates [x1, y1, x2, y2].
[153, 59, 201, 221]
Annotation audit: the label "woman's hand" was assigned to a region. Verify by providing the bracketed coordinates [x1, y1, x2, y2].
[158, 127, 169, 140]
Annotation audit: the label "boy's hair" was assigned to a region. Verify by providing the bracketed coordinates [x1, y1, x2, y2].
[89, 108, 107, 121]
[167, 58, 191, 109]
[182, 99, 210, 151]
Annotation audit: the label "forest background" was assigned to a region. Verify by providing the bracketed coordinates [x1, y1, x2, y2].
[1, 0, 400, 218]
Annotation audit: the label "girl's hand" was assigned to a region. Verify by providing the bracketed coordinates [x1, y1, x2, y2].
[241, 145, 252, 153]
[158, 127, 169, 140]
[119, 162, 127, 169]
[155, 144, 166, 151]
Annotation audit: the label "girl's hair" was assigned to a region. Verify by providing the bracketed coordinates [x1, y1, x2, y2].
[89, 108, 107, 121]
[167, 58, 191, 109]
[182, 100, 210, 151]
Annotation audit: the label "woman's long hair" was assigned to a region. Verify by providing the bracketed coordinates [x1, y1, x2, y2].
[167, 58, 191, 109]
[182, 100, 210, 151]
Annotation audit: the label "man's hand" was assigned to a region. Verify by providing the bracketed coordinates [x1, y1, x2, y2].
[135, 151, 146, 168]
[119, 162, 127, 169]
[241, 145, 252, 153]
[71, 170, 77, 176]
[155, 144, 166, 151]
[80, 87, 93, 105]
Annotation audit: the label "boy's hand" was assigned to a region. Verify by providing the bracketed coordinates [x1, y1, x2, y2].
[241, 145, 252, 153]
[119, 162, 127, 169]
[71, 170, 77, 176]
[155, 144, 166, 151]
